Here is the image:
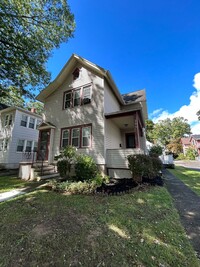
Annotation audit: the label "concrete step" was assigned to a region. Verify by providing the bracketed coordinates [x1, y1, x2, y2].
[34, 165, 55, 172]
[37, 173, 60, 181]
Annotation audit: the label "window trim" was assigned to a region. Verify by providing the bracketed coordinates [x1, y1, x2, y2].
[61, 129, 70, 148]
[63, 83, 92, 110]
[29, 117, 35, 129]
[20, 115, 28, 127]
[17, 139, 25, 152]
[4, 114, 13, 127]
[60, 124, 92, 149]
[82, 126, 92, 148]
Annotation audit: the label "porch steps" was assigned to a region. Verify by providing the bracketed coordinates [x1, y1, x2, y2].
[32, 161, 60, 180]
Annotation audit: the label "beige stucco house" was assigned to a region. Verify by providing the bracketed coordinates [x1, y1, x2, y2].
[36, 54, 148, 178]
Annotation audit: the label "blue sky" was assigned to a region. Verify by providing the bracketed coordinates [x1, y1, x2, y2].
[47, 0, 200, 133]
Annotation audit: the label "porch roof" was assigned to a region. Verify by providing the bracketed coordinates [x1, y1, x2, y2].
[38, 121, 56, 130]
[105, 109, 139, 119]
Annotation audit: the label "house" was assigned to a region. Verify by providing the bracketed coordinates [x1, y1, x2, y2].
[180, 137, 191, 156]
[0, 106, 42, 169]
[36, 54, 148, 178]
[189, 135, 200, 156]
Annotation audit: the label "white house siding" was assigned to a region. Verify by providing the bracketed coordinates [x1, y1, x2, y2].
[44, 65, 105, 165]
[104, 119, 121, 150]
[0, 109, 41, 169]
[104, 80, 120, 113]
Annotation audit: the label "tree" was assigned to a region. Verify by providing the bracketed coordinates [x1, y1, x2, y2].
[0, 0, 75, 98]
[152, 117, 191, 147]
[25, 101, 44, 115]
[0, 86, 25, 107]
[197, 110, 200, 120]
[145, 119, 155, 143]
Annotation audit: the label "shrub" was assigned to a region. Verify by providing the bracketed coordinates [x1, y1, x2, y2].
[75, 154, 98, 181]
[127, 154, 163, 183]
[93, 173, 110, 186]
[186, 147, 198, 160]
[55, 146, 77, 178]
[149, 145, 163, 157]
[127, 154, 153, 183]
[176, 153, 187, 160]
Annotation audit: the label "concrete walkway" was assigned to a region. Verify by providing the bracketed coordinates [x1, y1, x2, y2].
[163, 169, 200, 258]
[0, 189, 27, 202]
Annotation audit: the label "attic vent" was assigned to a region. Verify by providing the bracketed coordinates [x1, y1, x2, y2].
[72, 68, 80, 80]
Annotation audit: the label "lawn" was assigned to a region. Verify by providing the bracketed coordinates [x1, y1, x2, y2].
[168, 166, 200, 196]
[0, 175, 44, 193]
[0, 181, 199, 267]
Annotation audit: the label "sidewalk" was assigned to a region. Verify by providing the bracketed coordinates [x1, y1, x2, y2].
[0, 188, 27, 202]
[163, 169, 200, 258]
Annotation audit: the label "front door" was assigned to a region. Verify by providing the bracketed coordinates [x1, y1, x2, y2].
[126, 133, 136, 148]
[38, 129, 50, 160]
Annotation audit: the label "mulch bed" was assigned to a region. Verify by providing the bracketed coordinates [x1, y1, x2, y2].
[96, 176, 163, 195]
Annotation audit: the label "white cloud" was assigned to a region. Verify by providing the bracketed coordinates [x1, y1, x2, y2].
[150, 72, 200, 134]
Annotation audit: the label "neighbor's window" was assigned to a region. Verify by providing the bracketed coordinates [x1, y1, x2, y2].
[33, 141, 38, 152]
[4, 139, 9, 151]
[17, 140, 25, 152]
[29, 117, 35, 129]
[62, 129, 69, 148]
[71, 128, 80, 147]
[21, 115, 28, 127]
[4, 114, 13, 127]
[63, 84, 92, 109]
[25, 141, 33, 152]
[82, 126, 91, 147]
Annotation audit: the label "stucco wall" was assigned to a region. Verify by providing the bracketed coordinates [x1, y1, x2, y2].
[104, 80, 120, 113]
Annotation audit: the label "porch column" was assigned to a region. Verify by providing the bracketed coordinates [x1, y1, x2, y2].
[134, 112, 140, 148]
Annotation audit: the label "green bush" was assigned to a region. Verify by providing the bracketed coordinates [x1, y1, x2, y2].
[186, 147, 198, 160]
[75, 154, 98, 181]
[176, 153, 187, 160]
[149, 145, 163, 157]
[93, 173, 109, 186]
[55, 146, 77, 178]
[127, 154, 163, 183]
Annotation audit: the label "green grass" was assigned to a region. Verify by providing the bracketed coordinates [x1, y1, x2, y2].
[168, 166, 200, 196]
[0, 176, 44, 193]
[0, 185, 199, 267]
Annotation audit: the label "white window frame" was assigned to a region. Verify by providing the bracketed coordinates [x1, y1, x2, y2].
[61, 129, 70, 148]
[17, 139, 25, 152]
[73, 88, 81, 107]
[71, 128, 80, 148]
[25, 140, 33, 152]
[4, 114, 13, 127]
[29, 117, 35, 129]
[82, 126, 91, 147]
[21, 115, 28, 127]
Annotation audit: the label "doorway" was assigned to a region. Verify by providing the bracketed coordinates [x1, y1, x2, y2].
[38, 129, 50, 160]
[126, 133, 136, 148]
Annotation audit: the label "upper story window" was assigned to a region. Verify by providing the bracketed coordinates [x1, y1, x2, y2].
[72, 68, 80, 80]
[21, 115, 28, 127]
[4, 114, 13, 127]
[29, 117, 35, 129]
[63, 84, 92, 109]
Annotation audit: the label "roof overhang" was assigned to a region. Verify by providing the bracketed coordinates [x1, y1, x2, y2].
[38, 121, 56, 130]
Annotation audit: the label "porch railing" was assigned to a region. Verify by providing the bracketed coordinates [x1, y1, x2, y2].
[106, 148, 143, 168]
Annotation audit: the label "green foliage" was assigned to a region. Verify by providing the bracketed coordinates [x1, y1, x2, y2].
[145, 119, 155, 143]
[197, 110, 200, 121]
[127, 154, 163, 183]
[49, 180, 98, 195]
[149, 145, 163, 157]
[25, 101, 44, 115]
[176, 153, 187, 160]
[152, 117, 191, 147]
[0, 86, 25, 107]
[166, 139, 183, 156]
[75, 154, 98, 181]
[186, 147, 198, 160]
[0, 0, 75, 98]
[93, 173, 110, 186]
[55, 146, 77, 178]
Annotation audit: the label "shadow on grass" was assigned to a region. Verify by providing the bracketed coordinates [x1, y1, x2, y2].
[0, 186, 199, 267]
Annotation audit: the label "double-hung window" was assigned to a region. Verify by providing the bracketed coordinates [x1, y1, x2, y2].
[26, 141, 32, 152]
[62, 129, 69, 147]
[33, 141, 38, 152]
[61, 125, 92, 149]
[71, 128, 80, 147]
[82, 126, 91, 147]
[21, 115, 28, 127]
[29, 117, 35, 129]
[63, 84, 92, 109]
[17, 140, 25, 152]
[4, 114, 12, 127]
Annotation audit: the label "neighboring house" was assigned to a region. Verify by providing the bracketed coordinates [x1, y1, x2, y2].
[0, 106, 42, 169]
[189, 135, 200, 156]
[36, 54, 148, 178]
[180, 137, 191, 156]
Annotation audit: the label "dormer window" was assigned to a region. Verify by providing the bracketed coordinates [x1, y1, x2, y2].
[72, 68, 80, 80]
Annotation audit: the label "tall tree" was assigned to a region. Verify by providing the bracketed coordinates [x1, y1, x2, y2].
[0, 0, 75, 98]
[25, 101, 44, 115]
[145, 119, 155, 143]
[152, 117, 191, 147]
[0, 86, 25, 107]
[197, 110, 200, 120]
